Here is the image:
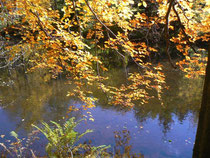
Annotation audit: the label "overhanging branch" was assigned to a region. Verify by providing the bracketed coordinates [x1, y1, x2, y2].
[84, 0, 117, 38]
[84, 0, 147, 69]
[172, 4, 197, 54]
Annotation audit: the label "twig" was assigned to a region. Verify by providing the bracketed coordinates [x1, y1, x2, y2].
[0, 53, 24, 69]
[0, 143, 13, 156]
[69, 148, 74, 158]
[30, 150, 37, 158]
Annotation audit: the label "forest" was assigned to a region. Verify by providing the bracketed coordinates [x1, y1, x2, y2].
[0, 0, 209, 157]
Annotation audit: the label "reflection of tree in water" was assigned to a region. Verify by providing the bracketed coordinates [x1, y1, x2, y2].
[90, 63, 203, 134]
[76, 64, 203, 134]
[158, 112, 174, 134]
[133, 65, 203, 134]
[114, 129, 144, 158]
[0, 64, 203, 134]
[0, 70, 83, 132]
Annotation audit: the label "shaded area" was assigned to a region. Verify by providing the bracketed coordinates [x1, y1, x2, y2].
[193, 42, 210, 158]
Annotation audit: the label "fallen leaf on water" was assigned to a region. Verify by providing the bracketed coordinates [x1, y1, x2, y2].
[89, 118, 95, 122]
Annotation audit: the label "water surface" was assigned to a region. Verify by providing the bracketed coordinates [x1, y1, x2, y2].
[0, 63, 203, 157]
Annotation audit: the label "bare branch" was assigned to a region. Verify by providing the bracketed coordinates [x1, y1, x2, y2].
[0, 143, 13, 156]
[0, 53, 24, 69]
[30, 150, 37, 158]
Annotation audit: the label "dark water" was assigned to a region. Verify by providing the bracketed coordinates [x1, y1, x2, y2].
[0, 63, 203, 157]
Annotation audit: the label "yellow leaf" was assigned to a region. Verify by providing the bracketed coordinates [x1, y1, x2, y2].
[138, 3, 142, 6]
[143, 1, 147, 7]
[186, 56, 190, 60]
[89, 118, 95, 122]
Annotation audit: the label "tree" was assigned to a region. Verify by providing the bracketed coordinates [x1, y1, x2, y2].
[193, 42, 210, 158]
[1, 1, 210, 156]
[0, 0, 209, 107]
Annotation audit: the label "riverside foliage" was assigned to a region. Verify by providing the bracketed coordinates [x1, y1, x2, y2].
[0, 0, 209, 107]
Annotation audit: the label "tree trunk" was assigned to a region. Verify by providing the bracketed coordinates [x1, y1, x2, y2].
[193, 41, 210, 158]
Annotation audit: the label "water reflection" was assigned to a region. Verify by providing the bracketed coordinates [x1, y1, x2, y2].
[0, 70, 82, 132]
[114, 129, 144, 158]
[0, 63, 204, 157]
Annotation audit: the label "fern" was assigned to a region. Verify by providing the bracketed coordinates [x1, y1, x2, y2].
[32, 117, 93, 157]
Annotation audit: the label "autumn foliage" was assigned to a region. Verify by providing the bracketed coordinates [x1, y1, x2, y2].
[0, 0, 209, 108]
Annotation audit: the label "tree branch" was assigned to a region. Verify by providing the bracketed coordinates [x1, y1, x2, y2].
[29, 10, 53, 39]
[85, 0, 146, 69]
[85, 1, 126, 59]
[0, 53, 24, 69]
[176, 2, 189, 22]
[172, 4, 197, 54]
[84, 0, 117, 38]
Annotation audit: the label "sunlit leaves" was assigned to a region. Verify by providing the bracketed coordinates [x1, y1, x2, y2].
[0, 0, 167, 108]
[1, 0, 209, 109]
[177, 48, 207, 78]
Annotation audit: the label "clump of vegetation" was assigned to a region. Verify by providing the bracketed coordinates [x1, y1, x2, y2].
[0, 117, 110, 157]
[0, 130, 39, 158]
[33, 117, 91, 157]
[32, 117, 110, 157]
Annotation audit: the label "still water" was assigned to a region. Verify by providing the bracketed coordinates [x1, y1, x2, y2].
[0, 63, 203, 157]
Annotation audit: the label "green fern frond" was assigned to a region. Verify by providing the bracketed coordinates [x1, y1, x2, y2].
[50, 121, 64, 136]
[77, 129, 93, 141]
[32, 117, 94, 157]
[10, 131, 18, 139]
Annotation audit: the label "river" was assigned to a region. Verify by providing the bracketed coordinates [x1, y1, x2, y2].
[0, 62, 204, 157]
